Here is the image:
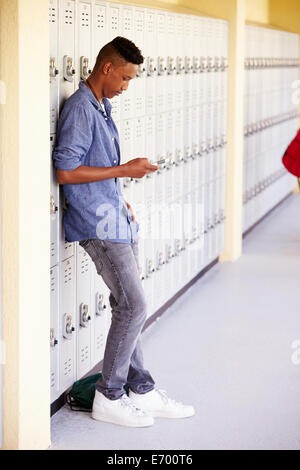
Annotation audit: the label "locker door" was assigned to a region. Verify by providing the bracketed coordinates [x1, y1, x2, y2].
[90, 262, 110, 368]
[120, 5, 135, 120]
[131, 116, 145, 205]
[49, 0, 59, 134]
[50, 136, 59, 269]
[76, 244, 92, 379]
[144, 114, 156, 213]
[92, 2, 107, 65]
[59, 256, 76, 394]
[120, 118, 134, 202]
[191, 16, 201, 107]
[107, 2, 120, 42]
[50, 265, 60, 403]
[166, 13, 176, 112]
[58, 0, 76, 111]
[183, 15, 193, 109]
[133, 8, 146, 118]
[145, 9, 157, 116]
[175, 14, 185, 112]
[76, 1, 92, 86]
[59, 190, 74, 262]
[156, 11, 167, 114]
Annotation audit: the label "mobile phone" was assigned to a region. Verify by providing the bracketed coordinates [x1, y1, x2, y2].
[155, 159, 166, 165]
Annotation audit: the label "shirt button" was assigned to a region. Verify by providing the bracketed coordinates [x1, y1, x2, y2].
[113, 160, 117, 164]
[105, 117, 108, 120]
[112, 137, 114, 141]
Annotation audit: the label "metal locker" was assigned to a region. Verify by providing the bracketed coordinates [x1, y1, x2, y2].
[90, 260, 110, 369]
[191, 16, 201, 107]
[59, 255, 76, 394]
[144, 114, 156, 214]
[76, 243, 92, 379]
[144, 9, 157, 117]
[166, 13, 176, 112]
[156, 11, 167, 114]
[50, 136, 59, 269]
[183, 15, 193, 109]
[58, 0, 76, 112]
[49, 0, 59, 134]
[120, 118, 134, 202]
[58, 189, 74, 262]
[120, 5, 135, 121]
[76, 0, 92, 86]
[133, 8, 146, 118]
[107, 2, 120, 42]
[50, 265, 60, 403]
[92, 1, 108, 65]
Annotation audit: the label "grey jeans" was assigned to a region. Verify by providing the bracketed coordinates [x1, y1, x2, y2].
[79, 237, 155, 400]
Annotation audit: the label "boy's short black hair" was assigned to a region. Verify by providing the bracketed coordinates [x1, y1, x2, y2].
[94, 36, 144, 70]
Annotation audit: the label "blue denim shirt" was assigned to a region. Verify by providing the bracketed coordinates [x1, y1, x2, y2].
[52, 80, 139, 243]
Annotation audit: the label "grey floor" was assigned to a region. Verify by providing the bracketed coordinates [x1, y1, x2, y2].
[49, 193, 300, 450]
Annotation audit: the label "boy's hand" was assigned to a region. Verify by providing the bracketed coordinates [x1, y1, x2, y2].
[125, 200, 136, 222]
[121, 158, 159, 178]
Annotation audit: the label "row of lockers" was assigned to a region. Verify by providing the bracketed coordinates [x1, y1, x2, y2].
[243, 24, 299, 233]
[50, 0, 229, 132]
[244, 26, 299, 127]
[50, 0, 229, 402]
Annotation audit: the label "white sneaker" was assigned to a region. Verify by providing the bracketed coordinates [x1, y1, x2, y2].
[91, 390, 154, 427]
[129, 388, 195, 419]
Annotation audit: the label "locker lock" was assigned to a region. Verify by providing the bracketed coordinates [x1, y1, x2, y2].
[175, 239, 182, 254]
[166, 153, 175, 168]
[222, 57, 228, 70]
[158, 57, 167, 75]
[138, 266, 145, 281]
[185, 57, 193, 73]
[146, 259, 155, 277]
[50, 193, 58, 214]
[80, 303, 91, 328]
[221, 135, 227, 146]
[185, 146, 192, 160]
[207, 57, 215, 72]
[96, 292, 106, 316]
[63, 55, 75, 82]
[49, 57, 59, 79]
[167, 245, 174, 261]
[167, 57, 176, 75]
[193, 144, 200, 156]
[50, 328, 58, 348]
[207, 140, 214, 153]
[63, 313, 75, 340]
[176, 149, 183, 164]
[193, 56, 200, 73]
[176, 57, 185, 74]
[215, 57, 222, 71]
[137, 63, 146, 77]
[147, 57, 156, 76]
[200, 141, 208, 154]
[200, 57, 208, 72]
[157, 252, 165, 269]
[80, 56, 91, 81]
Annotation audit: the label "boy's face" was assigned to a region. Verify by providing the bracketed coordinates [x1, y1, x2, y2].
[102, 61, 138, 99]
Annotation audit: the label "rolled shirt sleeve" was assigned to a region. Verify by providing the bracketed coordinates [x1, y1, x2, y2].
[52, 103, 93, 171]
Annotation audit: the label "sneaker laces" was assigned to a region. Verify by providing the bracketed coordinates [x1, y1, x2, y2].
[120, 394, 146, 416]
[156, 389, 185, 408]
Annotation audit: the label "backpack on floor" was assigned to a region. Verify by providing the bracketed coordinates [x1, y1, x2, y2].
[66, 372, 129, 412]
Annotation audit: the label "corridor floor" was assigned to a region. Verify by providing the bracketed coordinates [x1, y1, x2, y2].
[49, 193, 300, 450]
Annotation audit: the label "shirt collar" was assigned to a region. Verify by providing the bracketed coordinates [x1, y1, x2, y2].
[78, 80, 112, 117]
